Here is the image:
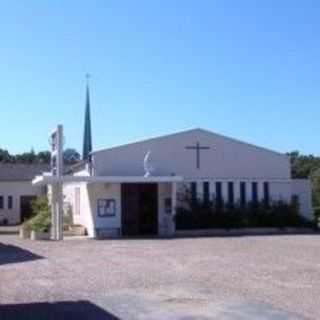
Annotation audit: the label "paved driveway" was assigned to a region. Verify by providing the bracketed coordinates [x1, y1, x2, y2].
[0, 235, 319, 319]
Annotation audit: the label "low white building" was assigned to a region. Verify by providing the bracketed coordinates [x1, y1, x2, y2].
[0, 164, 48, 225]
[34, 128, 313, 237]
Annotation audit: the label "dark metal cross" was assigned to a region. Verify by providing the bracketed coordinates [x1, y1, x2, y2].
[185, 141, 210, 169]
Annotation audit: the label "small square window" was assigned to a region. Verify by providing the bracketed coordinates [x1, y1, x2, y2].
[97, 199, 116, 217]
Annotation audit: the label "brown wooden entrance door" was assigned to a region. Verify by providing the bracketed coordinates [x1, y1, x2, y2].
[20, 196, 37, 222]
[121, 183, 158, 236]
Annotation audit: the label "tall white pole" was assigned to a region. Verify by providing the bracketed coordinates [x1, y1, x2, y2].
[56, 125, 63, 240]
[50, 125, 64, 240]
[51, 184, 57, 240]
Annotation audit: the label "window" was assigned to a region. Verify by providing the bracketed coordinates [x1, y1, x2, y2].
[240, 182, 246, 207]
[8, 196, 13, 210]
[228, 182, 234, 206]
[191, 182, 197, 203]
[215, 182, 222, 208]
[252, 182, 258, 204]
[0, 196, 3, 209]
[97, 199, 116, 217]
[263, 182, 270, 207]
[75, 187, 80, 215]
[203, 181, 210, 203]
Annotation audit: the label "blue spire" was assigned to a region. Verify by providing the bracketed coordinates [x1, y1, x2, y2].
[82, 75, 92, 161]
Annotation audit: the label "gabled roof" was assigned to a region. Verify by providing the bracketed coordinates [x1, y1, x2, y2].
[0, 164, 50, 181]
[91, 128, 286, 157]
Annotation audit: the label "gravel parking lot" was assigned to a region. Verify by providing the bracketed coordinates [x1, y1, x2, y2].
[0, 234, 319, 319]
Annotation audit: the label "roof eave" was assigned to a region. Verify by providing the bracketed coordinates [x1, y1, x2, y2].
[32, 175, 184, 186]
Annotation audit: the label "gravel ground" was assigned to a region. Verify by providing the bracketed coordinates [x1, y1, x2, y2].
[0, 235, 320, 319]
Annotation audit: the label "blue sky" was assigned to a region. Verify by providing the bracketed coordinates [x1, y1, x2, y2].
[0, 1, 319, 155]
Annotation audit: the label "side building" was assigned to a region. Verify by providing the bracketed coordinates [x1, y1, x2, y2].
[0, 164, 48, 225]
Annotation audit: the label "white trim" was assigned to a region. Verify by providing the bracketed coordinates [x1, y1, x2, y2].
[32, 175, 183, 186]
[182, 177, 292, 183]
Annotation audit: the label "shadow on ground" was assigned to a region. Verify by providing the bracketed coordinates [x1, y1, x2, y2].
[94, 230, 320, 242]
[0, 243, 43, 265]
[0, 301, 120, 320]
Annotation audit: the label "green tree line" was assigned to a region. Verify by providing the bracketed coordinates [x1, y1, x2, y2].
[288, 151, 320, 208]
[0, 148, 80, 165]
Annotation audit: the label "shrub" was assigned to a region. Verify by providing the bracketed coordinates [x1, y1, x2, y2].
[24, 197, 51, 233]
[24, 210, 51, 232]
[175, 193, 313, 230]
[31, 197, 50, 216]
[314, 207, 320, 219]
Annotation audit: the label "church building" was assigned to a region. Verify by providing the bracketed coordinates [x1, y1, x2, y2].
[33, 83, 313, 238]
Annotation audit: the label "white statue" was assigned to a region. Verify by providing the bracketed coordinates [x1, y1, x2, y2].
[143, 150, 154, 177]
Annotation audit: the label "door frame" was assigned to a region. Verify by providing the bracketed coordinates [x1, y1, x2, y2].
[121, 183, 159, 236]
[20, 195, 37, 222]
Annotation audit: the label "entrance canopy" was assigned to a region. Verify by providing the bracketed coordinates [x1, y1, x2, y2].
[32, 175, 183, 186]
[32, 174, 182, 239]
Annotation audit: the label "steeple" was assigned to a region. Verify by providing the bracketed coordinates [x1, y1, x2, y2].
[82, 74, 92, 161]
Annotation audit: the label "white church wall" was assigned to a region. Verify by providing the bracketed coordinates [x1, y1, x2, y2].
[64, 181, 178, 237]
[234, 181, 241, 203]
[221, 182, 228, 203]
[63, 182, 96, 237]
[61, 179, 313, 238]
[62, 183, 74, 209]
[179, 179, 304, 209]
[257, 182, 264, 202]
[158, 182, 171, 236]
[81, 184, 96, 237]
[208, 181, 216, 201]
[291, 179, 313, 220]
[269, 181, 292, 202]
[175, 179, 314, 220]
[197, 181, 204, 200]
[92, 129, 290, 180]
[0, 181, 44, 225]
[74, 169, 90, 176]
[86, 183, 122, 236]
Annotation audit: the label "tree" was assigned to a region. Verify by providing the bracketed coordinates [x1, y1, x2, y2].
[63, 148, 81, 165]
[15, 148, 37, 164]
[0, 147, 80, 165]
[37, 151, 51, 164]
[288, 151, 320, 209]
[310, 169, 320, 209]
[288, 151, 320, 178]
[0, 149, 14, 163]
